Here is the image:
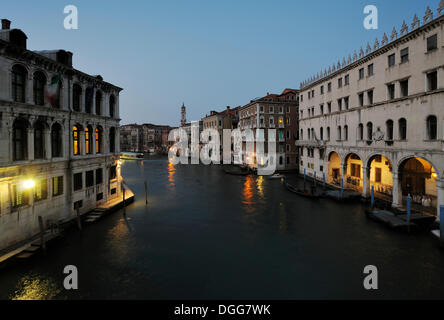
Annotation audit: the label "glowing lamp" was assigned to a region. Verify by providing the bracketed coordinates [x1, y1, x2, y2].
[23, 179, 35, 190]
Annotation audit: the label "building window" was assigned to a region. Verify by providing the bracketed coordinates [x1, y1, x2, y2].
[12, 65, 27, 103]
[51, 123, 63, 158]
[95, 90, 102, 115]
[34, 179, 48, 202]
[359, 68, 364, 79]
[73, 125, 81, 155]
[368, 64, 374, 76]
[367, 90, 374, 105]
[345, 75, 349, 85]
[338, 78, 343, 88]
[358, 93, 364, 107]
[344, 125, 348, 141]
[337, 99, 342, 111]
[11, 184, 30, 209]
[427, 71, 438, 91]
[327, 127, 330, 140]
[399, 118, 407, 140]
[96, 168, 103, 185]
[34, 121, 45, 159]
[427, 34, 438, 52]
[85, 87, 94, 114]
[388, 54, 395, 67]
[400, 48, 409, 63]
[344, 97, 349, 110]
[52, 176, 64, 196]
[109, 165, 117, 180]
[367, 122, 373, 140]
[358, 123, 363, 140]
[327, 102, 331, 113]
[387, 83, 395, 100]
[13, 119, 28, 161]
[427, 115, 437, 140]
[86, 170, 94, 187]
[337, 126, 342, 141]
[73, 84, 82, 112]
[73, 172, 83, 191]
[269, 106, 274, 113]
[351, 164, 361, 178]
[375, 168, 382, 183]
[96, 126, 103, 154]
[320, 86, 324, 94]
[400, 79, 409, 97]
[109, 127, 116, 153]
[320, 104, 324, 114]
[85, 125, 92, 155]
[320, 127, 324, 140]
[33, 71, 46, 106]
[386, 120, 394, 140]
[327, 82, 331, 92]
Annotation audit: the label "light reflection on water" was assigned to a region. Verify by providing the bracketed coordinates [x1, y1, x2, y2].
[10, 274, 61, 300]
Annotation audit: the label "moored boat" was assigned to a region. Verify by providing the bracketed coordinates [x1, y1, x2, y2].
[121, 152, 144, 160]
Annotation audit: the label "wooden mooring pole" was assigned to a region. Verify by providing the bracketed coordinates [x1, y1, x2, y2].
[38, 216, 46, 255]
[440, 205, 443, 248]
[144, 180, 148, 205]
[123, 188, 126, 216]
[76, 207, 82, 231]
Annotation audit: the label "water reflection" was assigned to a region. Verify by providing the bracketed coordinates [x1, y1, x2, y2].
[256, 176, 265, 199]
[11, 274, 61, 300]
[167, 162, 176, 188]
[242, 176, 255, 213]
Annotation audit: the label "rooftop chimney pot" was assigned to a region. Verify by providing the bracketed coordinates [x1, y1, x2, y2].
[2, 19, 11, 30]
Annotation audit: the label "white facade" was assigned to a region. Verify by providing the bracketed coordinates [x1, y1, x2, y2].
[0, 21, 124, 251]
[297, 6, 444, 218]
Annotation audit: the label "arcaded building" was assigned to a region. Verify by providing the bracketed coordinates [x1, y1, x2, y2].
[297, 4, 444, 217]
[0, 19, 124, 251]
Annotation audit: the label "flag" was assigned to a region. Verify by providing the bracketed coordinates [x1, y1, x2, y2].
[45, 73, 61, 107]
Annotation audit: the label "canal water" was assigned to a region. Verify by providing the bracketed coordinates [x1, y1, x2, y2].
[1, 157, 444, 300]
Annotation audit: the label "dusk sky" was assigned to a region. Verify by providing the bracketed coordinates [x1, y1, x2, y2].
[3, 0, 439, 126]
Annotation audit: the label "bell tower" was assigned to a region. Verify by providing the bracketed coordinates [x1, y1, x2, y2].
[180, 102, 186, 127]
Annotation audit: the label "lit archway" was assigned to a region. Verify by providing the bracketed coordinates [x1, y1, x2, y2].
[344, 153, 363, 192]
[367, 155, 393, 199]
[398, 157, 438, 215]
[327, 151, 341, 185]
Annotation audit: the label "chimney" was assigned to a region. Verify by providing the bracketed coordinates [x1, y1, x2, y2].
[2, 19, 11, 30]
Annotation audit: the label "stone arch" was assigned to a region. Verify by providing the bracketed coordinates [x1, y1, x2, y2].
[343, 152, 364, 192]
[327, 151, 342, 185]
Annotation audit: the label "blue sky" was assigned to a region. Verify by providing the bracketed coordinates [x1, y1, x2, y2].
[3, 0, 440, 126]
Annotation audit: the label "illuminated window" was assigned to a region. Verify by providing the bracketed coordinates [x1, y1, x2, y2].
[11, 184, 30, 208]
[52, 176, 64, 196]
[96, 126, 103, 154]
[34, 179, 48, 202]
[85, 126, 92, 154]
[73, 125, 80, 155]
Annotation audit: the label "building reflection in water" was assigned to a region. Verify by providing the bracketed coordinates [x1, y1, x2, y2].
[11, 275, 61, 300]
[256, 176, 265, 199]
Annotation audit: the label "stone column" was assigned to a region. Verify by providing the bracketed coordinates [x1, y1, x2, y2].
[116, 127, 120, 154]
[27, 128, 34, 161]
[362, 166, 370, 198]
[44, 129, 51, 160]
[80, 131, 86, 156]
[392, 171, 403, 208]
[436, 178, 444, 222]
[91, 127, 96, 155]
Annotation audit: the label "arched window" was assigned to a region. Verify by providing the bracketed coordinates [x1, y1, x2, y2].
[300, 129, 303, 140]
[109, 95, 115, 118]
[73, 125, 81, 155]
[73, 84, 82, 112]
[12, 65, 27, 103]
[358, 123, 364, 140]
[399, 118, 407, 140]
[33, 71, 46, 106]
[85, 87, 94, 114]
[327, 127, 330, 140]
[307, 128, 311, 140]
[109, 127, 116, 153]
[34, 121, 45, 159]
[367, 122, 373, 140]
[269, 116, 274, 125]
[96, 126, 103, 154]
[426, 115, 437, 140]
[95, 90, 102, 115]
[386, 120, 394, 140]
[337, 126, 342, 141]
[320, 127, 324, 140]
[51, 123, 63, 158]
[344, 125, 348, 141]
[85, 125, 93, 154]
[13, 119, 28, 161]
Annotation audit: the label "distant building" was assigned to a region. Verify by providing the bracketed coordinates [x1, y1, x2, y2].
[238, 89, 299, 171]
[120, 123, 172, 153]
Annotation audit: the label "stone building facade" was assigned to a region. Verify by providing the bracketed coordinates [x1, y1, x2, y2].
[0, 20, 124, 251]
[120, 123, 172, 153]
[297, 4, 444, 217]
[238, 89, 299, 171]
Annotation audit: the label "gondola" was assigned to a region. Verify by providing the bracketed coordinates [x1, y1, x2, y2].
[224, 169, 251, 176]
[284, 182, 321, 199]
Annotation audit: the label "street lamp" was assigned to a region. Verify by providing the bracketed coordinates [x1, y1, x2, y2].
[22, 179, 35, 190]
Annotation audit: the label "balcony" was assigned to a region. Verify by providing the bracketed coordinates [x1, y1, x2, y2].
[269, 124, 275, 129]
